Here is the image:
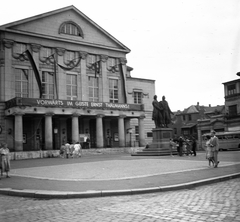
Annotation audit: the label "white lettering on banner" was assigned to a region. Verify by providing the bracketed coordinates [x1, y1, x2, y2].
[91, 102, 103, 108]
[75, 101, 89, 107]
[67, 101, 73, 106]
[105, 103, 129, 109]
[37, 100, 64, 106]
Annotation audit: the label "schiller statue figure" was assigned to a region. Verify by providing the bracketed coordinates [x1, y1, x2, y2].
[159, 95, 174, 128]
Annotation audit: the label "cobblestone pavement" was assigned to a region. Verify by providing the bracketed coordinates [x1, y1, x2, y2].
[0, 178, 239, 222]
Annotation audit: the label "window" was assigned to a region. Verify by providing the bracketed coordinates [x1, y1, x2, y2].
[227, 84, 236, 96]
[42, 71, 54, 99]
[188, 114, 192, 121]
[89, 76, 99, 101]
[135, 126, 139, 141]
[66, 74, 77, 100]
[147, 132, 153, 137]
[134, 92, 142, 104]
[182, 115, 186, 121]
[15, 68, 28, 97]
[59, 22, 83, 37]
[228, 105, 237, 116]
[109, 79, 118, 103]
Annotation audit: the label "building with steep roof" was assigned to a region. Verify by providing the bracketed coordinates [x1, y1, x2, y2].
[222, 78, 240, 132]
[0, 6, 155, 152]
[170, 102, 225, 141]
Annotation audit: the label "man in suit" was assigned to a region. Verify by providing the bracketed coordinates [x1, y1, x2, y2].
[152, 95, 163, 128]
[210, 130, 220, 168]
[160, 96, 174, 128]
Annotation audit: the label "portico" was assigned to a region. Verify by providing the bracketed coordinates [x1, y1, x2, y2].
[4, 97, 146, 151]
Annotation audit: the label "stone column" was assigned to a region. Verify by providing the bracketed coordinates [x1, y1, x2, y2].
[2, 39, 14, 100]
[72, 113, 80, 143]
[118, 115, 126, 147]
[80, 51, 88, 101]
[96, 114, 104, 148]
[138, 115, 145, 147]
[14, 112, 24, 151]
[100, 55, 109, 102]
[45, 113, 54, 150]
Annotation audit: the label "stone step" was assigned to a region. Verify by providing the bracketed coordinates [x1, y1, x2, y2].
[132, 150, 178, 156]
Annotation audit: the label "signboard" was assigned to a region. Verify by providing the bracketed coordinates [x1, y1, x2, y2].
[5, 97, 143, 111]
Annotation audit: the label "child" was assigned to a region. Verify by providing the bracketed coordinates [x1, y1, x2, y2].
[205, 135, 215, 167]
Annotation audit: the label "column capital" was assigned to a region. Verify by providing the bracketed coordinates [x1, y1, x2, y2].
[12, 111, 25, 116]
[139, 114, 146, 119]
[72, 112, 80, 117]
[3, 39, 14, 49]
[119, 57, 127, 65]
[119, 115, 126, 119]
[80, 51, 88, 60]
[30, 43, 42, 53]
[45, 112, 54, 116]
[56, 47, 66, 56]
[96, 114, 105, 118]
[100, 54, 108, 62]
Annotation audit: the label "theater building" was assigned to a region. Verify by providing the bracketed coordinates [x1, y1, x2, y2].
[0, 6, 155, 152]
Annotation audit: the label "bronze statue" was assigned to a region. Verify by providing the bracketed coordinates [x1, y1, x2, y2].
[160, 95, 174, 128]
[152, 95, 164, 128]
[152, 95, 174, 128]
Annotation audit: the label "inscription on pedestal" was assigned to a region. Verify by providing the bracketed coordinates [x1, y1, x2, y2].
[163, 132, 170, 138]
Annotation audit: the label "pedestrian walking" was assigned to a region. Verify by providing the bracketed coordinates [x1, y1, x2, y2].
[204, 135, 215, 167]
[64, 143, 71, 158]
[73, 142, 82, 158]
[0, 142, 11, 179]
[191, 136, 197, 156]
[210, 130, 220, 168]
[60, 143, 65, 158]
[178, 136, 184, 156]
[169, 139, 176, 157]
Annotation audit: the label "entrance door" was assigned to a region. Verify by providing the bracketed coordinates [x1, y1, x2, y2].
[89, 119, 96, 148]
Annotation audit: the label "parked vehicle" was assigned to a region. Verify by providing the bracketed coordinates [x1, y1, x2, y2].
[202, 131, 240, 151]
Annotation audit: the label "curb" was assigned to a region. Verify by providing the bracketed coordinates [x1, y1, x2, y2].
[0, 173, 240, 199]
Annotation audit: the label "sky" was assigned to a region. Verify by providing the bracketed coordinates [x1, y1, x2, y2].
[1, 0, 240, 111]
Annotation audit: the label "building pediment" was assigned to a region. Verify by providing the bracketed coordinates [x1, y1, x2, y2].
[0, 5, 130, 53]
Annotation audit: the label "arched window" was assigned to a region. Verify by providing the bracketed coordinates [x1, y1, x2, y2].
[59, 21, 83, 37]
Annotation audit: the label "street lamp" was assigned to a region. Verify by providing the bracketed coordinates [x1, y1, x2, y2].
[127, 128, 133, 147]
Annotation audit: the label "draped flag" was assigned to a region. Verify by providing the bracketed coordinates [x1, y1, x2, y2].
[24, 50, 42, 98]
[49, 54, 81, 99]
[57, 57, 81, 71]
[118, 63, 127, 103]
[53, 54, 58, 100]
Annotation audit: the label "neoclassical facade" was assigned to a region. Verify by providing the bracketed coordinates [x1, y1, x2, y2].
[0, 6, 155, 151]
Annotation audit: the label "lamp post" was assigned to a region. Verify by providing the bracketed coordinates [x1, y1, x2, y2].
[128, 128, 133, 147]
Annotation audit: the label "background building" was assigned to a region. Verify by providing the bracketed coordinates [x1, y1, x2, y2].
[0, 6, 155, 152]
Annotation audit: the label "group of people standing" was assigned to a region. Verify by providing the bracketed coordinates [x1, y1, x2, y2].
[60, 142, 82, 158]
[169, 136, 197, 157]
[0, 142, 11, 179]
[152, 95, 174, 128]
[204, 130, 220, 168]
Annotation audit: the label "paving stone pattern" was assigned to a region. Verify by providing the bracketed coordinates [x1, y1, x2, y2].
[0, 178, 239, 222]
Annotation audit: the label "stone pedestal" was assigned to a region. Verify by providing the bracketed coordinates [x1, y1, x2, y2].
[131, 128, 177, 156]
[150, 128, 173, 149]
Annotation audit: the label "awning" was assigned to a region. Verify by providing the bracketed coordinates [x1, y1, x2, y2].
[181, 123, 197, 129]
